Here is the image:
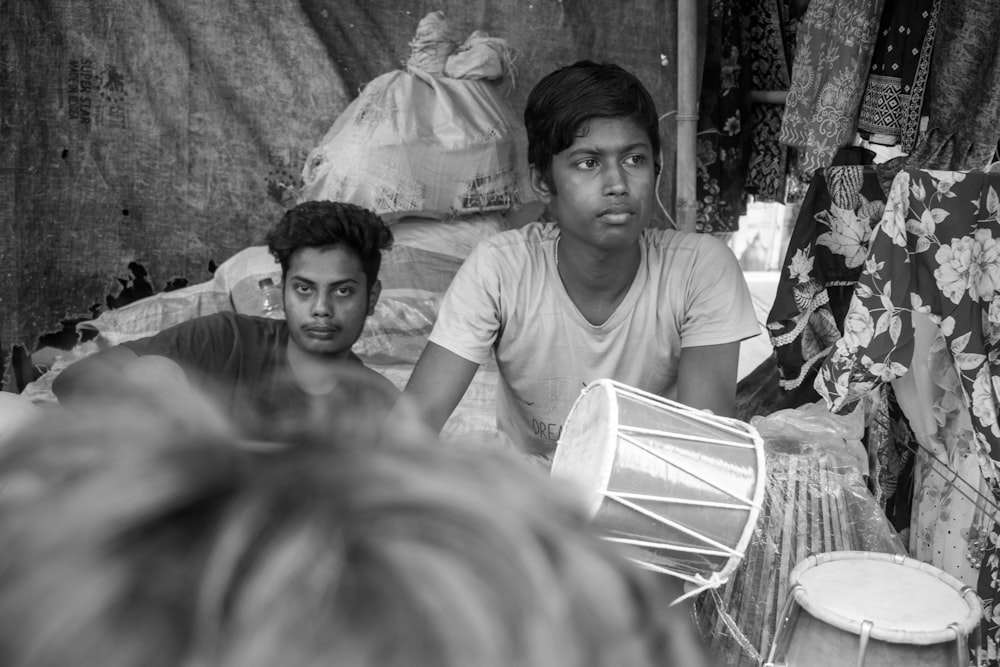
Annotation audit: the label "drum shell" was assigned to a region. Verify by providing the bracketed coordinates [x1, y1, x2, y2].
[591, 424, 760, 579]
[780, 606, 966, 667]
[767, 551, 981, 667]
[552, 379, 765, 585]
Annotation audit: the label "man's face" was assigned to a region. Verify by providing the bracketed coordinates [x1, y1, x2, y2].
[282, 246, 380, 359]
[531, 117, 655, 252]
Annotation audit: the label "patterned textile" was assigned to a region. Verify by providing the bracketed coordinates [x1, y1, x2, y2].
[815, 169, 1000, 664]
[743, 0, 798, 203]
[869, 384, 915, 532]
[695, 0, 751, 234]
[904, 326, 993, 589]
[856, 0, 939, 151]
[769, 163, 915, 523]
[767, 165, 887, 390]
[906, 0, 1000, 172]
[779, 0, 886, 178]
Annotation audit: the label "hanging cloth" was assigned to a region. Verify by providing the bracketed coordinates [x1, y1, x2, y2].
[815, 169, 1000, 665]
[779, 0, 886, 178]
[905, 0, 1000, 171]
[768, 164, 888, 392]
[856, 0, 940, 152]
[694, 0, 751, 234]
[743, 0, 800, 203]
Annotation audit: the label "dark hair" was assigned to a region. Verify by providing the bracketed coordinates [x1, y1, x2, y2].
[524, 61, 661, 186]
[266, 201, 393, 287]
[0, 378, 687, 667]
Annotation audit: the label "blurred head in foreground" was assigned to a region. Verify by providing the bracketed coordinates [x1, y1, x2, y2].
[0, 375, 681, 667]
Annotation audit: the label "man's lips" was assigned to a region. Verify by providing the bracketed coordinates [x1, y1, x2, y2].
[303, 325, 340, 338]
[597, 204, 635, 222]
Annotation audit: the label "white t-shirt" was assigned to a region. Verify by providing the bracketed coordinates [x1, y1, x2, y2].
[429, 222, 759, 458]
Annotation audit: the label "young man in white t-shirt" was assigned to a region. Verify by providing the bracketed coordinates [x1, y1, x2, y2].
[404, 61, 759, 461]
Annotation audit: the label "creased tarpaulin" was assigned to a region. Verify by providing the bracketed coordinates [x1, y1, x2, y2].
[0, 0, 679, 384]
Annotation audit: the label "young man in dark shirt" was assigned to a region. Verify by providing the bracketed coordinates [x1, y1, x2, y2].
[53, 201, 396, 425]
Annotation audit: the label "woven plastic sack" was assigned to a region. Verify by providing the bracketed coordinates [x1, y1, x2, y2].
[298, 12, 532, 221]
[76, 282, 231, 347]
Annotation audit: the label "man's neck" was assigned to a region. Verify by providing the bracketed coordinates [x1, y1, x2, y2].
[285, 343, 353, 395]
[556, 237, 642, 325]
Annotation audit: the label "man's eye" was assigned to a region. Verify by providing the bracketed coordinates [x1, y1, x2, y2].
[623, 154, 646, 166]
[577, 158, 599, 170]
[335, 287, 354, 297]
[294, 284, 312, 294]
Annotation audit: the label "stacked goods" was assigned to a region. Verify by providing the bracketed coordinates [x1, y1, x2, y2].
[298, 12, 533, 221]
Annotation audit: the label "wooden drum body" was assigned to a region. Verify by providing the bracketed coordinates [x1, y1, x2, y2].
[550, 380, 766, 591]
[766, 551, 982, 667]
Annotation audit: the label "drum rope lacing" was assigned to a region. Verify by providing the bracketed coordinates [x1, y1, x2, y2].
[601, 380, 765, 603]
[601, 427, 762, 605]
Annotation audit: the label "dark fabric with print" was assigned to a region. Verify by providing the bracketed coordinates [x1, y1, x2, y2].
[866, 384, 916, 531]
[743, 0, 800, 203]
[857, 0, 939, 151]
[695, 0, 751, 233]
[905, 0, 1000, 171]
[769, 162, 916, 531]
[768, 164, 887, 391]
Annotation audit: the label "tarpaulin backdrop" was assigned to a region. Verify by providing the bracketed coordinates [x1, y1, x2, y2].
[0, 0, 679, 385]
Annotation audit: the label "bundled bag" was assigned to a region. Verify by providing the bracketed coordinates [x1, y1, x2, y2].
[298, 12, 533, 221]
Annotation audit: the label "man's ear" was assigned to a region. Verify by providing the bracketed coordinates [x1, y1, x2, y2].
[530, 165, 553, 203]
[367, 279, 382, 316]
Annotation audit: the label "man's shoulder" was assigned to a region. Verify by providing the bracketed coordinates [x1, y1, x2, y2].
[455, 222, 557, 280]
[479, 221, 559, 253]
[641, 227, 724, 252]
[641, 228, 735, 270]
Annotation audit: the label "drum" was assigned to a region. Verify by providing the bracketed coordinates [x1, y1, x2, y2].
[550, 379, 766, 592]
[765, 551, 982, 667]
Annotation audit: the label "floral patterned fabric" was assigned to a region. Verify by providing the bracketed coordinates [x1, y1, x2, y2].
[905, 0, 1000, 172]
[905, 326, 993, 589]
[768, 164, 915, 526]
[743, 0, 800, 203]
[815, 168, 1000, 663]
[779, 0, 886, 178]
[695, 0, 750, 234]
[768, 165, 887, 390]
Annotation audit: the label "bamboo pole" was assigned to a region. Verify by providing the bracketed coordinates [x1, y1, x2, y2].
[675, 0, 698, 231]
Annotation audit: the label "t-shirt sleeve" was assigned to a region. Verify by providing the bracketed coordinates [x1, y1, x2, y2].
[427, 242, 502, 364]
[680, 235, 760, 347]
[121, 312, 238, 374]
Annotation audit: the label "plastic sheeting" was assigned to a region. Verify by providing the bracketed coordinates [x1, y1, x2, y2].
[694, 403, 906, 667]
[1, 0, 680, 386]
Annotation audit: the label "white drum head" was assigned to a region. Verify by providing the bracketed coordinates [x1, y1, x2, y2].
[790, 551, 981, 644]
[550, 380, 618, 517]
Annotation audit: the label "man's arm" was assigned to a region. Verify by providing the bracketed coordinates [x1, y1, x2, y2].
[675, 341, 741, 418]
[403, 342, 481, 432]
[52, 345, 139, 401]
[53, 346, 191, 404]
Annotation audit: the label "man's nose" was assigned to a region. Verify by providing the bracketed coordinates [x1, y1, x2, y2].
[603, 164, 628, 195]
[311, 294, 333, 317]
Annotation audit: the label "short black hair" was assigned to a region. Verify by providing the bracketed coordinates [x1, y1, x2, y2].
[266, 201, 393, 287]
[524, 60, 661, 186]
